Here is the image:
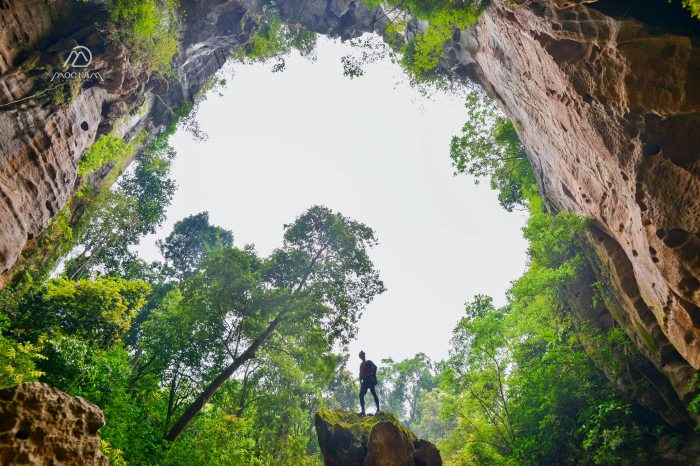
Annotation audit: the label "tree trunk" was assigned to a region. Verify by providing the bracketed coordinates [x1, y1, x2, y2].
[164, 313, 284, 442]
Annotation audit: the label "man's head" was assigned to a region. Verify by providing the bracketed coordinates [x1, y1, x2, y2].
[359, 350, 366, 361]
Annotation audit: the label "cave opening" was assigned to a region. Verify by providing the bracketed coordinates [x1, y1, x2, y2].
[134, 35, 529, 365]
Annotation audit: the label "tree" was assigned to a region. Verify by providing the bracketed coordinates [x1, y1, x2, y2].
[65, 131, 176, 280]
[157, 205, 385, 441]
[157, 212, 234, 279]
[450, 91, 537, 211]
[378, 353, 437, 426]
[442, 295, 516, 458]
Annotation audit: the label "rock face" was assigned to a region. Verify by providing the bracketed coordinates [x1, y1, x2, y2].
[314, 409, 442, 466]
[0, 0, 161, 285]
[443, 0, 700, 421]
[0, 382, 107, 466]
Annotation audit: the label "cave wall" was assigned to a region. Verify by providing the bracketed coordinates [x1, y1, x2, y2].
[0, 0, 166, 286]
[442, 0, 700, 416]
[0, 0, 698, 426]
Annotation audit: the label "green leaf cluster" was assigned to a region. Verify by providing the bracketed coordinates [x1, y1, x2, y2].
[78, 134, 133, 177]
[232, 7, 317, 72]
[676, 0, 700, 19]
[105, 0, 181, 74]
[450, 91, 537, 211]
[0, 315, 46, 388]
[360, 0, 483, 84]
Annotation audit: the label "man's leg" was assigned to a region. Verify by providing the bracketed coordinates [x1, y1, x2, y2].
[359, 383, 368, 415]
[369, 385, 380, 413]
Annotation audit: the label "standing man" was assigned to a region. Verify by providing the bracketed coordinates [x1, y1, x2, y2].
[358, 350, 380, 416]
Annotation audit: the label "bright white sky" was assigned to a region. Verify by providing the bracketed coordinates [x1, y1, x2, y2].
[137, 36, 528, 366]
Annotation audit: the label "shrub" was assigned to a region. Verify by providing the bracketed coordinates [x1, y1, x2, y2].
[0, 315, 45, 388]
[106, 0, 181, 74]
[78, 134, 133, 177]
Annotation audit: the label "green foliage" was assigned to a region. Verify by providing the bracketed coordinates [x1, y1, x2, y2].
[233, 7, 317, 72]
[78, 134, 133, 177]
[41, 335, 171, 463]
[450, 91, 537, 211]
[403, 9, 480, 81]
[676, 0, 700, 19]
[0, 315, 45, 388]
[5, 277, 149, 349]
[359, 0, 483, 84]
[688, 374, 700, 425]
[378, 353, 437, 426]
[157, 212, 234, 279]
[44, 277, 150, 347]
[106, 0, 181, 74]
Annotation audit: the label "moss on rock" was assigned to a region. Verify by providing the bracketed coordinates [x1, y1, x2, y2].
[314, 409, 441, 466]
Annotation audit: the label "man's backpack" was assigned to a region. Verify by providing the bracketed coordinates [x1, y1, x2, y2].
[366, 360, 378, 386]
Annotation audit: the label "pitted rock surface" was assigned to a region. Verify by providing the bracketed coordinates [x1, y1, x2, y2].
[0, 382, 107, 466]
[448, 0, 700, 413]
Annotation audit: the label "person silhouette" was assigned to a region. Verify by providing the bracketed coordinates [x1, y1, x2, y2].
[358, 350, 380, 416]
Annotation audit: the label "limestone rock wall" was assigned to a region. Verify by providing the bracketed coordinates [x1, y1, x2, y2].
[0, 382, 107, 466]
[443, 0, 700, 413]
[0, 0, 263, 286]
[0, 0, 161, 285]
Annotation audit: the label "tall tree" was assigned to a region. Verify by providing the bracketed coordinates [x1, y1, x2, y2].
[157, 211, 234, 279]
[378, 353, 437, 426]
[160, 205, 385, 441]
[65, 133, 176, 280]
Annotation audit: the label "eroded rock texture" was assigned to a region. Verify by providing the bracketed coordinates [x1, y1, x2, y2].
[0, 0, 162, 285]
[441, 0, 700, 419]
[0, 382, 107, 466]
[314, 409, 442, 466]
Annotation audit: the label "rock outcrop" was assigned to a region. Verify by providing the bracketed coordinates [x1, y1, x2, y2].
[314, 409, 442, 466]
[443, 0, 700, 422]
[0, 382, 107, 466]
[0, 0, 158, 283]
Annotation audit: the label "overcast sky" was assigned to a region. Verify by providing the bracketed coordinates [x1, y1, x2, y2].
[136, 36, 528, 366]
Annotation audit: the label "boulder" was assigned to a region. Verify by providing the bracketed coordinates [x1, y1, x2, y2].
[0, 382, 108, 466]
[314, 409, 441, 466]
